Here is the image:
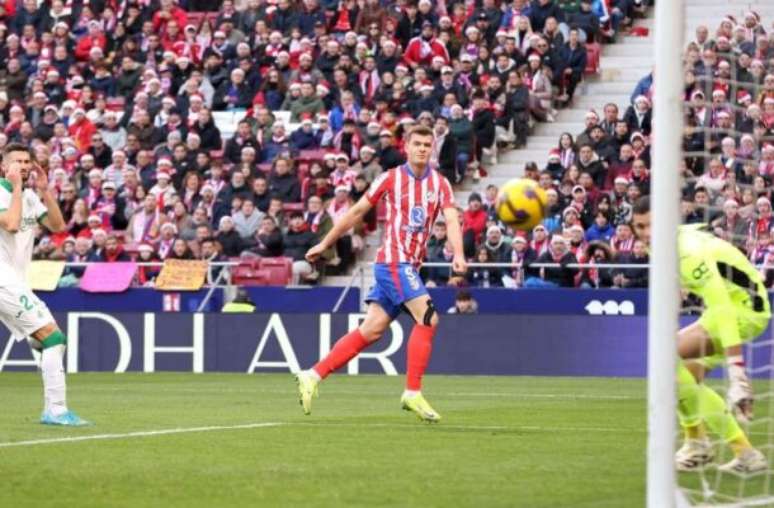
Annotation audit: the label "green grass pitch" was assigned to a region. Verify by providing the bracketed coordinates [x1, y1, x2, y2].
[0, 373, 770, 507]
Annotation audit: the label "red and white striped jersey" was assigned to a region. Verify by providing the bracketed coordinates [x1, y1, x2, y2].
[366, 164, 455, 266]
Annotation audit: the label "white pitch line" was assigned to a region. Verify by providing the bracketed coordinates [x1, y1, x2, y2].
[293, 421, 645, 433]
[0, 421, 646, 448]
[0, 422, 283, 449]
[76, 386, 641, 401]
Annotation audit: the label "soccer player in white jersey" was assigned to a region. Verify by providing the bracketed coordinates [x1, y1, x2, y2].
[0, 143, 90, 426]
[296, 125, 467, 422]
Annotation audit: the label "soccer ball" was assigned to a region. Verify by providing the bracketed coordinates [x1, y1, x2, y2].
[495, 178, 548, 231]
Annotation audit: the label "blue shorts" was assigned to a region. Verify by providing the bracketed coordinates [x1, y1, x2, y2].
[366, 263, 429, 319]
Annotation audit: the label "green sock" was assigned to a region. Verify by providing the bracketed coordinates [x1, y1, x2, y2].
[677, 362, 702, 430]
[697, 384, 744, 444]
[41, 330, 67, 349]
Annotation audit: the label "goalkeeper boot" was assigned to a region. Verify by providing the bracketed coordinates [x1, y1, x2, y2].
[718, 448, 768, 475]
[401, 392, 441, 423]
[40, 410, 92, 427]
[295, 371, 319, 416]
[675, 438, 715, 471]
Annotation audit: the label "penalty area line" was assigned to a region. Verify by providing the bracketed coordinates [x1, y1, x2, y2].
[0, 422, 284, 448]
[0, 421, 645, 448]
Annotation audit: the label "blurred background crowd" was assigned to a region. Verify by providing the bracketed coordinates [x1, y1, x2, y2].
[17, 0, 774, 291]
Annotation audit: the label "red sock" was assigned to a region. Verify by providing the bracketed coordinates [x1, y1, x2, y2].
[313, 329, 370, 379]
[406, 324, 436, 391]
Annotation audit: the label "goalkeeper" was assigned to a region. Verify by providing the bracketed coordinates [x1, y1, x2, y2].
[633, 197, 769, 474]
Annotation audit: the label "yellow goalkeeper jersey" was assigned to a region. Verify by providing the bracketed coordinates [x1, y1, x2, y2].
[678, 224, 770, 349]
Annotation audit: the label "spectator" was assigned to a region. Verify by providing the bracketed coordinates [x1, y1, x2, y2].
[232, 199, 264, 240]
[250, 215, 284, 257]
[215, 216, 243, 258]
[284, 211, 319, 285]
[447, 289, 479, 314]
[268, 156, 302, 203]
[613, 239, 649, 288]
[483, 225, 511, 262]
[126, 194, 161, 244]
[99, 234, 130, 262]
[432, 116, 458, 184]
[468, 246, 504, 288]
[462, 192, 488, 258]
[63, 237, 98, 278]
[289, 82, 326, 122]
[533, 234, 578, 287]
[579, 241, 615, 288]
[585, 212, 615, 242]
[167, 237, 195, 260]
[558, 28, 587, 105]
[94, 181, 128, 231]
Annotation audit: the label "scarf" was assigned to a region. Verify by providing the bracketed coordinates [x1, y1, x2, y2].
[305, 211, 322, 233]
[560, 148, 575, 169]
[359, 69, 380, 102]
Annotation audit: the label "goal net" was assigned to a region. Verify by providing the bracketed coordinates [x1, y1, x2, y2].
[651, 1, 774, 506]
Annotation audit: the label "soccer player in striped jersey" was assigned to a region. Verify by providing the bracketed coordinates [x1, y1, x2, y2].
[296, 125, 466, 422]
[632, 197, 768, 473]
[0, 143, 90, 426]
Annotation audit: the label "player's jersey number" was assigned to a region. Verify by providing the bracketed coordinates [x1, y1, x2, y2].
[692, 262, 710, 281]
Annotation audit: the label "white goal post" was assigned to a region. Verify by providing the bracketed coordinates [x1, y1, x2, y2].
[648, 0, 684, 507]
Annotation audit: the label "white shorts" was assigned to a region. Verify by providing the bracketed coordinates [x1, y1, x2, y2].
[0, 278, 54, 339]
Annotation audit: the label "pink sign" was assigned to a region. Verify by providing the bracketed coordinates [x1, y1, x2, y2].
[79, 262, 137, 293]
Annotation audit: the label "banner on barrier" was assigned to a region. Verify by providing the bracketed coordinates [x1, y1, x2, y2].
[155, 260, 208, 291]
[2, 313, 767, 377]
[27, 261, 65, 291]
[80, 262, 137, 293]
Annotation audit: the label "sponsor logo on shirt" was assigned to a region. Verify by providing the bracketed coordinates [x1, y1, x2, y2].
[407, 206, 426, 233]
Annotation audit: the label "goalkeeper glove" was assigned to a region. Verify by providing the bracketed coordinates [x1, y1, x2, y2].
[727, 355, 754, 423]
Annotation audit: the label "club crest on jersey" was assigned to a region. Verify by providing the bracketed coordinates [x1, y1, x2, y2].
[407, 206, 426, 233]
[425, 191, 436, 203]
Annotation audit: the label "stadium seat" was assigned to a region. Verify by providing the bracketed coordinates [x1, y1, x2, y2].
[186, 12, 206, 27]
[297, 149, 327, 164]
[585, 43, 601, 75]
[106, 97, 125, 111]
[282, 202, 304, 213]
[231, 263, 271, 286]
[258, 257, 293, 285]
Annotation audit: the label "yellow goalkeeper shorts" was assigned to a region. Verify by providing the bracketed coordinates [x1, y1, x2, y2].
[697, 304, 771, 371]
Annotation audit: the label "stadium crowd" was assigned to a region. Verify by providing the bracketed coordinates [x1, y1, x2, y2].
[425, 8, 774, 289]
[1, 0, 650, 287]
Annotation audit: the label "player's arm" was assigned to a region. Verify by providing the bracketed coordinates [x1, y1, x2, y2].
[442, 206, 467, 275]
[306, 195, 373, 262]
[33, 165, 66, 233]
[0, 165, 23, 233]
[38, 190, 66, 233]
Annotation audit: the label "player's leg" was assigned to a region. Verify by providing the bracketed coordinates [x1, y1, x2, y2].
[0, 281, 90, 426]
[33, 323, 91, 426]
[675, 360, 716, 471]
[296, 302, 393, 415]
[312, 301, 391, 379]
[399, 292, 442, 423]
[676, 320, 764, 472]
[401, 293, 439, 393]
